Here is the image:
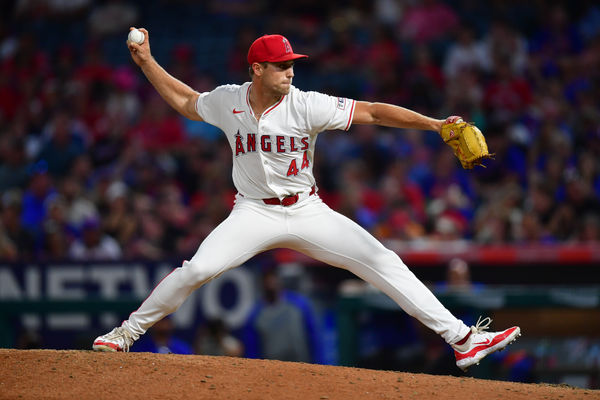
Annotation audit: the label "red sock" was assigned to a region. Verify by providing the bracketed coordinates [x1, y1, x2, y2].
[455, 331, 472, 346]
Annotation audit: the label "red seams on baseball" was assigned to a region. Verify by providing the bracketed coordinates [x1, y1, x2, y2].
[445, 115, 463, 124]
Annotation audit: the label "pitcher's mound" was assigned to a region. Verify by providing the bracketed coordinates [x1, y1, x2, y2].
[0, 349, 594, 399]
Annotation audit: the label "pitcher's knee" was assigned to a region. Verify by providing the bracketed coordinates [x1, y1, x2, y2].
[181, 259, 223, 287]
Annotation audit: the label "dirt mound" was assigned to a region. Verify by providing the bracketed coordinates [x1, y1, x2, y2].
[0, 349, 596, 399]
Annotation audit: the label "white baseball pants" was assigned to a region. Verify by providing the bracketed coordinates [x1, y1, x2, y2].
[123, 193, 470, 344]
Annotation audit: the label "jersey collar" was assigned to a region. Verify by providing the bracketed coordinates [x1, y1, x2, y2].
[246, 83, 286, 119]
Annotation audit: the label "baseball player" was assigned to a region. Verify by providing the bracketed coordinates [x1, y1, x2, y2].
[93, 29, 520, 371]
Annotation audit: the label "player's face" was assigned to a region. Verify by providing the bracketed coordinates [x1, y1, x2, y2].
[262, 61, 295, 95]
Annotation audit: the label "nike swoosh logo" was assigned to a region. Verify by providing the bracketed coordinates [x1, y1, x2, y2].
[474, 339, 491, 345]
[233, 109, 245, 114]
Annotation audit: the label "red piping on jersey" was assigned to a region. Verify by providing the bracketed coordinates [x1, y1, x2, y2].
[345, 100, 356, 131]
[245, 83, 286, 117]
[263, 95, 285, 116]
[126, 266, 179, 322]
[246, 84, 253, 117]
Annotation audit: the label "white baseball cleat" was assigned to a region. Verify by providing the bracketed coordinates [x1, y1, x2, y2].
[452, 316, 521, 371]
[92, 327, 135, 352]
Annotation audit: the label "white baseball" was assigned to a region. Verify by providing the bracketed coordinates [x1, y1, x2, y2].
[128, 29, 145, 45]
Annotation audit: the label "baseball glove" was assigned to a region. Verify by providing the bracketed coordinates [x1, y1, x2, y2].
[440, 116, 495, 169]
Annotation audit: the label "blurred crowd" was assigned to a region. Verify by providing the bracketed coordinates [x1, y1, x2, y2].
[1, 0, 600, 262]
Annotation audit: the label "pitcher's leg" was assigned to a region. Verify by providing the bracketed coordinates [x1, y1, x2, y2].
[289, 199, 470, 344]
[123, 201, 286, 339]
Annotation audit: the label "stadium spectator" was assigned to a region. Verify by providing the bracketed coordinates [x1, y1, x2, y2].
[37, 111, 87, 177]
[20, 161, 55, 236]
[101, 180, 137, 247]
[88, 0, 138, 38]
[194, 318, 243, 357]
[399, 0, 458, 45]
[244, 267, 323, 363]
[60, 175, 98, 228]
[68, 216, 122, 260]
[0, 136, 30, 192]
[0, 189, 34, 261]
[443, 25, 485, 79]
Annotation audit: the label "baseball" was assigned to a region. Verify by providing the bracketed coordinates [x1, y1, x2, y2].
[128, 29, 145, 45]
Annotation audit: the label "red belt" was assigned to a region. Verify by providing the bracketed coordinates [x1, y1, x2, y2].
[263, 186, 316, 206]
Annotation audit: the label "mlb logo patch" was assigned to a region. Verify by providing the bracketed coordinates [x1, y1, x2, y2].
[337, 97, 346, 110]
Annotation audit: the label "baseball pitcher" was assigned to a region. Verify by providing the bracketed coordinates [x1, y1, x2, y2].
[93, 30, 518, 371]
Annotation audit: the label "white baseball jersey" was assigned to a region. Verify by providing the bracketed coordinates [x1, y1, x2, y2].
[195, 82, 356, 199]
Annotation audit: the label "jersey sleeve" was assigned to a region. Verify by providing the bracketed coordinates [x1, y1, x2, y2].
[304, 91, 356, 133]
[195, 84, 239, 128]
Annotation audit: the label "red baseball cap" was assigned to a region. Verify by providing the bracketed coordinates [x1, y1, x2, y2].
[247, 34, 308, 64]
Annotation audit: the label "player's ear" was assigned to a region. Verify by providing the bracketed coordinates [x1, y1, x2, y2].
[251, 62, 267, 77]
[251, 62, 261, 77]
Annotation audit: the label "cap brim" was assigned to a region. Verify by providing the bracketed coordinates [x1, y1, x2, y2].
[265, 53, 308, 63]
